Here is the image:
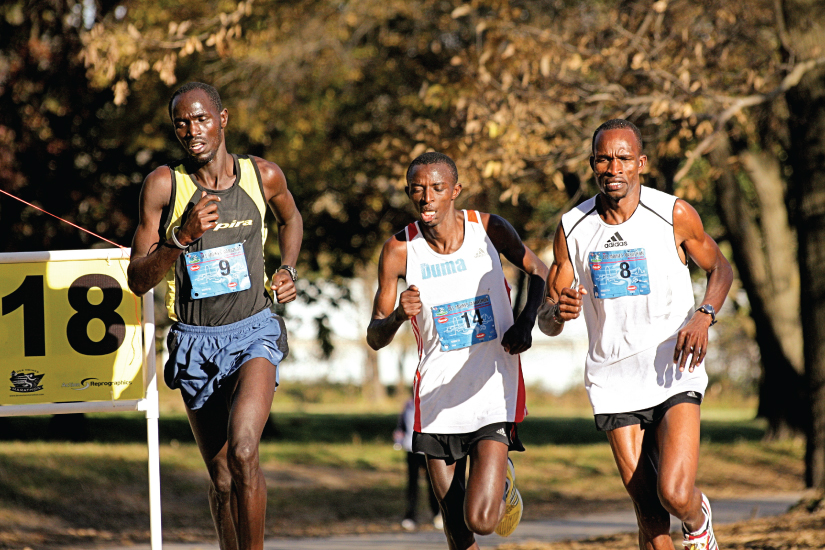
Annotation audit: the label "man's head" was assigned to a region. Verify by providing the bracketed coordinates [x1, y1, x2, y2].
[589, 119, 647, 204]
[168, 82, 222, 121]
[405, 152, 461, 227]
[168, 82, 228, 166]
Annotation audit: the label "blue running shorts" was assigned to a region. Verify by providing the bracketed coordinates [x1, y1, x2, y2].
[165, 308, 287, 410]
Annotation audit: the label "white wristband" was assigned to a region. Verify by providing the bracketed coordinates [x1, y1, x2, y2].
[170, 226, 188, 249]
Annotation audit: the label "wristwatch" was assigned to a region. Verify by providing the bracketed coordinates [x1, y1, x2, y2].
[696, 304, 717, 326]
[277, 265, 298, 282]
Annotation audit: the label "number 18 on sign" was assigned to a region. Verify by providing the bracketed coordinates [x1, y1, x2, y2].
[0, 253, 144, 405]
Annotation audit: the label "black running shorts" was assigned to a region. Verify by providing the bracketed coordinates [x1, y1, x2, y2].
[412, 422, 525, 465]
[594, 391, 703, 432]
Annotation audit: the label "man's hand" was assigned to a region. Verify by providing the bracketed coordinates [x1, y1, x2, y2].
[557, 285, 587, 322]
[501, 317, 533, 355]
[178, 191, 221, 245]
[396, 285, 422, 321]
[673, 312, 712, 372]
[271, 269, 297, 304]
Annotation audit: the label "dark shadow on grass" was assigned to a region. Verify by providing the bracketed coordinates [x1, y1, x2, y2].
[0, 414, 766, 445]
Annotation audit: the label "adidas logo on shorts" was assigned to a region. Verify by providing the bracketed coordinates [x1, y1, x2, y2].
[497, 428, 507, 437]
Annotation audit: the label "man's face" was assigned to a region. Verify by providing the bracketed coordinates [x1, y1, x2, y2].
[170, 89, 227, 166]
[590, 128, 647, 204]
[406, 163, 461, 227]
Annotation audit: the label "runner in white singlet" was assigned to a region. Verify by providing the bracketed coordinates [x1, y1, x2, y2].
[538, 119, 733, 550]
[368, 152, 548, 549]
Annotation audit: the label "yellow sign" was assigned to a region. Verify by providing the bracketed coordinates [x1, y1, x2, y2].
[0, 251, 143, 405]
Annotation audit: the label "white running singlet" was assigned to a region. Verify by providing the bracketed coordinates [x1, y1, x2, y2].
[561, 186, 708, 415]
[405, 210, 527, 434]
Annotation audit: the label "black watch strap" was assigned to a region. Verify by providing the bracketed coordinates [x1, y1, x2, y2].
[697, 304, 717, 326]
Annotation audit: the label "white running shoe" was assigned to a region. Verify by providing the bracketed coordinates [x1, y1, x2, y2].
[682, 493, 718, 550]
[495, 457, 523, 537]
[433, 513, 443, 530]
[401, 518, 416, 531]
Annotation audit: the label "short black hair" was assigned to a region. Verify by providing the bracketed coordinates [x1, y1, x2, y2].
[591, 119, 643, 153]
[406, 152, 458, 184]
[168, 82, 223, 120]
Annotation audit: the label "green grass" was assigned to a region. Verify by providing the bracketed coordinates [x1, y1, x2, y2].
[0, 394, 804, 547]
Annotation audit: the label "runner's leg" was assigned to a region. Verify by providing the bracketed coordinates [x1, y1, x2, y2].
[226, 357, 279, 550]
[427, 455, 478, 550]
[606, 424, 673, 550]
[405, 452, 420, 521]
[464, 439, 508, 535]
[186, 387, 237, 550]
[654, 402, 704, 531]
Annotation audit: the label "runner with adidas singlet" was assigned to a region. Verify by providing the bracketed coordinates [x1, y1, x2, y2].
[538, 119, 733, 550]
[367, 152, 548, 549]
[127, 82, 302, 550]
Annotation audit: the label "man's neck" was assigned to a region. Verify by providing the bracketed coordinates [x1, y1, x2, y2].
[187, 149, 234, 191]
[420, 210, 465, 255]
[597, 189, 641, 225]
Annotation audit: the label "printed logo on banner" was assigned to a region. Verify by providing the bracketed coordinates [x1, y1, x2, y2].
[61, 377, 133, 391]
[10, 369, 45, 393]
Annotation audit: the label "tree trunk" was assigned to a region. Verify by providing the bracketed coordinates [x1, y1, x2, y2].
[711, 135, 806, 438]
[782, 0, 825, 489]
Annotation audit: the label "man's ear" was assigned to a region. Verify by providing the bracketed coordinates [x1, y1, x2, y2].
[452, 183, 462, 200]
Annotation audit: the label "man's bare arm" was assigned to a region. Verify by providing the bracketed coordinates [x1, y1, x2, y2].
[256, 156, 303, 304]
[367, 234, 414, 350]
[537, 222, 586, 336]
[672, 199, 733, 371]
[127, 167, 222, 296]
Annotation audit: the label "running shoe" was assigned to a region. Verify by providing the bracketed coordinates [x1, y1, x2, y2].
[682, 493, 717, 550]
[494, 457, 523, 537]
[401, 518, 416, 531]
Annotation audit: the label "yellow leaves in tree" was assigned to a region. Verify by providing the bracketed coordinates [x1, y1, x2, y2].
[153, 53, 177, 86]
[112, 80, 129, 106]
[484, 160, 502, 178]
[128, 59, 150, 80]
[451, 5, 472, 19]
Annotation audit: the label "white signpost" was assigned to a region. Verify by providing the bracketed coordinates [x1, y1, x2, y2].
[0, 248, 162, 549]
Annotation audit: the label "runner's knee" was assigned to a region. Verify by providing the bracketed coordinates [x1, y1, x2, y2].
[464, 506, 499, 535]
[657, 480, 695, 518]
[207, 462, 233, 496]
[227, 439, 260, 478]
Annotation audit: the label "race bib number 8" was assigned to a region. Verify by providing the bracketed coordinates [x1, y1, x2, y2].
[185, 243, 251, 299]
[589, 248, 651, 299]
[431, 294, 497, 351]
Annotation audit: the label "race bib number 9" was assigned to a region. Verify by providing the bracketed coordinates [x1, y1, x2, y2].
[589, 248, 651, 299]
[431, 294, 497, 351]
[185, 243, 251, 299]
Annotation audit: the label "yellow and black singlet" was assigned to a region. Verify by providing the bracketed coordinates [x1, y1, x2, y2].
[162, 154, 273, 326]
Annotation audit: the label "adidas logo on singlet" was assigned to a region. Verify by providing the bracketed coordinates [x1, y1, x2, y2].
[420, 259, 468, 279]
[474, 248, 487, 258]
[604, 231, 628, 248]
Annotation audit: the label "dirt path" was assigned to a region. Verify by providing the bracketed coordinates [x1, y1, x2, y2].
[61, 493, 807, 550]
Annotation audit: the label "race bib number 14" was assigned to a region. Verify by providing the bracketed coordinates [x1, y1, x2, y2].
[431, 294, 497, 351]
[185, 243, 251, 299]
[589, 248, 651, 299]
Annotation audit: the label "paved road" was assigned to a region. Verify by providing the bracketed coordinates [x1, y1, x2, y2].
[71, 494, 800, 550]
